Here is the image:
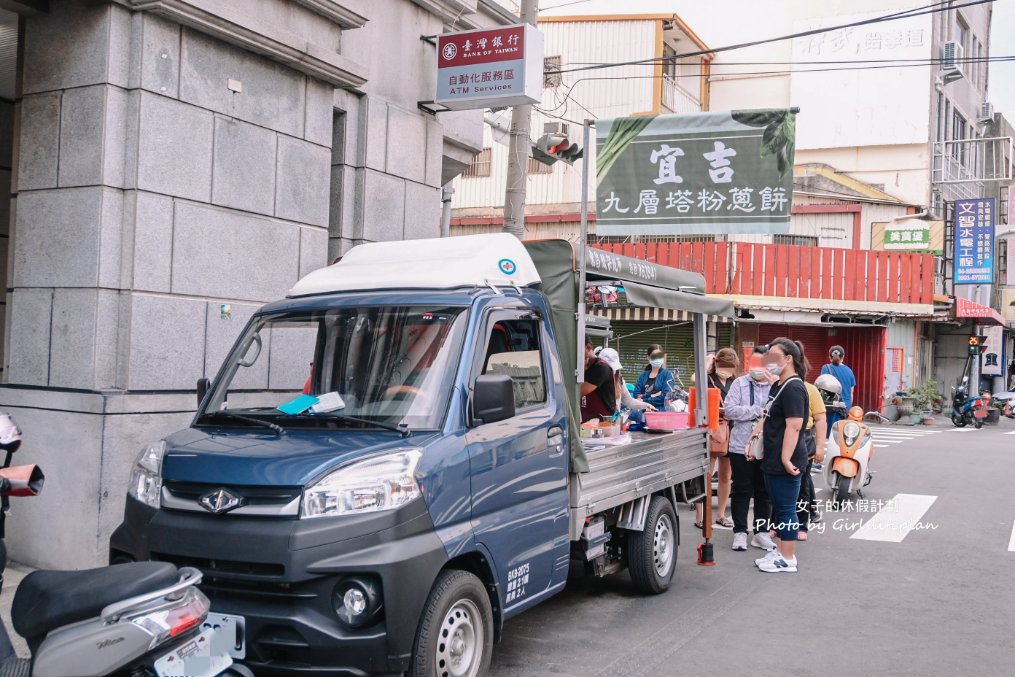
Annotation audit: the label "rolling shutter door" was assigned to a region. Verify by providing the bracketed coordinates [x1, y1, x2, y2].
[609, 321, 734, 388]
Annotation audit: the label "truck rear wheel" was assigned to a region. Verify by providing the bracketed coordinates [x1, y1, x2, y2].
[627, 496, 677, 594]
[410, 569, 493, 677]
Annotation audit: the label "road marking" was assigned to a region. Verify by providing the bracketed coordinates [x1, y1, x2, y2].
[1005, 431, 1015, 436]
[874, 444, 890, 448]
[1009, 521, 1015, 552]
[944, 427, 976, 432]
[850, 493, 938, 543]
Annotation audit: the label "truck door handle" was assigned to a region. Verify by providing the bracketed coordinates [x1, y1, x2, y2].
[547, 426, 565, 457]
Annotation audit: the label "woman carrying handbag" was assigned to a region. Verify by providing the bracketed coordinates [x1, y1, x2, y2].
[694, 348, 738, 530]
[749, 338, 810, 574]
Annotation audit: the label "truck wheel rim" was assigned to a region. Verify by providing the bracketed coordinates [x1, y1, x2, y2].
[436, 598, 483, 677]
[653, 513, 675, 576]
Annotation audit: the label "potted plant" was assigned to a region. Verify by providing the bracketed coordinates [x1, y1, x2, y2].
[909, 380, 939, 425]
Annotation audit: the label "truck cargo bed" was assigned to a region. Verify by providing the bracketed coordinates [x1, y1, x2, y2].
[569, 429, 708, 540]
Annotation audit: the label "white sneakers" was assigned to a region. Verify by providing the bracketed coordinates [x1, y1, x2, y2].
[758, 554, 798, 573]
[750, 532, 776, 551]
[754, 548, 780, 567]
[732, 532, 748, 551]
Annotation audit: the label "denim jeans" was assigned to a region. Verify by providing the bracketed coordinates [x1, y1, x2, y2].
[764, 471, 802, 542]
[729, 452, 771, 535]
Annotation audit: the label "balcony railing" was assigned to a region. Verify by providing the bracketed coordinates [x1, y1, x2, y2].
[595, 241, 936, 306]
[661, 75, 702, 115]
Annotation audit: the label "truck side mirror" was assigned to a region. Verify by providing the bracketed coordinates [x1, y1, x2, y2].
[473, 375, 515, 425]
[197, 378, 210, 407]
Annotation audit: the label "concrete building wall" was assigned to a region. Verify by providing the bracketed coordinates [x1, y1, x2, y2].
[1, 0, 509, 568]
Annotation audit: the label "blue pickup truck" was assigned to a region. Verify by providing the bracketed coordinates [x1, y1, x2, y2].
[111, 234, 733, 676]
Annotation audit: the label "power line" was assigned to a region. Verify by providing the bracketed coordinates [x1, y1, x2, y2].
[544, 0, 993, 75]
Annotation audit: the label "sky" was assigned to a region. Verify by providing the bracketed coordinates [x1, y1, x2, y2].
[531, 0, 1015, 122]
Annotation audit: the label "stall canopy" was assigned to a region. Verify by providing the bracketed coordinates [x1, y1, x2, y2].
[524, 240, 734, 472]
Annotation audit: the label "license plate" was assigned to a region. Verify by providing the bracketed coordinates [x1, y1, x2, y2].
[203, 612, 246, 659]
[154, 628, 233, 677]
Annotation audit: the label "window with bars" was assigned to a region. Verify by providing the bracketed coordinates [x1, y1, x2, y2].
[590, 234, 727, 245]
[463, 148, 492, 178]
[528, 157, 552, 174]
[544, 56, 562, 88]
[773, 234, 819, 247]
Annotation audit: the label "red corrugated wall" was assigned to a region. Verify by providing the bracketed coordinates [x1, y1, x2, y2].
[756, 324, 886, 412]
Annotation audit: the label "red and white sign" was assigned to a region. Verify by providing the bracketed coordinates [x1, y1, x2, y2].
[436, 24, 543, 110]
[955, 296, 1006, 325]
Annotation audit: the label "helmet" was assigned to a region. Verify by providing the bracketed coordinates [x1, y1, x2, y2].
[0, 413, 21, 453]
[814, 374, 842, 395]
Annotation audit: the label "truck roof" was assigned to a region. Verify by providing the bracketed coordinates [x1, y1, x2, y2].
[289, 234, 541, 297]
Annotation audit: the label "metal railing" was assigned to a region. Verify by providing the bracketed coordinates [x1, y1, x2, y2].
[932, 136, 1013, 186]
[661, 75, 702, 115]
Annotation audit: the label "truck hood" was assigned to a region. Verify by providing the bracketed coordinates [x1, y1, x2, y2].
[160, 427, 438, 487]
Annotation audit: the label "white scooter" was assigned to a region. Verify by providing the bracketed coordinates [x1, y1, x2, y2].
[824, 405, 875, 505]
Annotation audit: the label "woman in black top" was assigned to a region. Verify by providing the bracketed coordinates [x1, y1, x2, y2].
[753, 337, 809, 574]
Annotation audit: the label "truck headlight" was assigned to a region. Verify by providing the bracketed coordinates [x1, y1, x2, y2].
[301, 449, 422, 519]
[129, 440, 166, 508]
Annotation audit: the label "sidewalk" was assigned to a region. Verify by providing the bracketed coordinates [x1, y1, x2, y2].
[1, 563, 30, 658]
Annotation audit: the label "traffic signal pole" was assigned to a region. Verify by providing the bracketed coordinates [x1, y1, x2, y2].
[502, 0, 538, 239]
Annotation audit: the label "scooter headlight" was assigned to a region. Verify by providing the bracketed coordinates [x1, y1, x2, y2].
[301, 450, 422, 519]
[128, 441, 165, 508]
[843, 422, 861, 447]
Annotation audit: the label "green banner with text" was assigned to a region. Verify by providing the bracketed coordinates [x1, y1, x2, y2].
[596, 109, 796, 235]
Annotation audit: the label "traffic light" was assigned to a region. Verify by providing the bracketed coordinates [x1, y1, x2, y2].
[532, 132, 584, 166]
[968, 335, 988, 356]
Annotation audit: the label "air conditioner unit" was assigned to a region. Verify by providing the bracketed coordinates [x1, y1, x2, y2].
[941, 41, 964, 82]
[977, 102, 994, 124]
[543, 121, 569, 136]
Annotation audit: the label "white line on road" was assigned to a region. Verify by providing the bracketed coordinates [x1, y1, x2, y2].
[850, 493, 938, 543]
[1009, 521, 1015, 552]
[1005, 431, 1015, 436]
[874, 444, 890, 448]
[944, 427, 976, 432]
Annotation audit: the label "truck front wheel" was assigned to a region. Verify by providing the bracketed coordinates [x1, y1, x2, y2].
[411, 569, 493, 677]
[627, 496, 678, 594]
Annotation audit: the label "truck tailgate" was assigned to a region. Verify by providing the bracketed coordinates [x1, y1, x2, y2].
[569, 430, 708, 539]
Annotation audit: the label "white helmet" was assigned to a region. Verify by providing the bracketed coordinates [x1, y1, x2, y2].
[815, 374, 842, 396]
[0, 413, 20, 453]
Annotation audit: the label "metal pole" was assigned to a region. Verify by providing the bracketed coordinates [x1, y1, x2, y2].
[577, 118, 593, 384]
[440, 183, 454, 238]
[502, 0, 538, 239]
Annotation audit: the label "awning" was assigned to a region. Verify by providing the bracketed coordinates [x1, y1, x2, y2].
[954, 297, 1006, 326]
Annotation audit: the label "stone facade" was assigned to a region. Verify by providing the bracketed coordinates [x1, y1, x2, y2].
[1, 0, 512, 568]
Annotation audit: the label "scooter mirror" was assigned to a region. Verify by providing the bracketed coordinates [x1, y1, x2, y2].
[0, 464, 45, 496]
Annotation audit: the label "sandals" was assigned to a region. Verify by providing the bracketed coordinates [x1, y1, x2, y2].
[694, 520, 704, 530]
[715, 516, 734, 529]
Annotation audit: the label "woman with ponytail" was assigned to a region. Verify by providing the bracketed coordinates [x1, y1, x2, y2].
[752, 337, 809, 574]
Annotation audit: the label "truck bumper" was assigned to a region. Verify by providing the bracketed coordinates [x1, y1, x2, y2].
[111, 497, 448, 676]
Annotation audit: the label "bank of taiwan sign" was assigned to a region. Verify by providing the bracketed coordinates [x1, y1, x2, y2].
[596, 110, 796, 236]
[435, 24, 542, 111]
[953, 197, 995, 285]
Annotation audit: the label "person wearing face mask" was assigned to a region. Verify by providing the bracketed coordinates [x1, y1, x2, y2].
[723, 349, 775, 552]
[695, 348, 738, 529]
[597, 348, 655, 426]
[580, 342, 617, 423]
[753, 338, 809, 574]
[634, 345, 675, 411]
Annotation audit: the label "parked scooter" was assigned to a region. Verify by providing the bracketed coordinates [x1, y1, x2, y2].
[0, 414, 250, 677]
[824, 406, 875, 505]
[950, 378, 987, 428]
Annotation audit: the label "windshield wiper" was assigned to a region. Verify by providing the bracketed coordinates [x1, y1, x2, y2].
[285, 412, 411, 437]
[207, 411, 285, 435]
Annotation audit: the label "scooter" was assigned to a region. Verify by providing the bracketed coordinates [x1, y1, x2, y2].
[950, 379, 986, 429]
[824, 406, 875, 505]
[0, 414, 251, 677]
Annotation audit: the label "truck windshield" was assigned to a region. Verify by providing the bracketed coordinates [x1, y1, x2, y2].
[197, 305, 468, 432]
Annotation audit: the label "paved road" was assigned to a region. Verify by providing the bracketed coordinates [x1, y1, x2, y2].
[490, 417, 1015, 676]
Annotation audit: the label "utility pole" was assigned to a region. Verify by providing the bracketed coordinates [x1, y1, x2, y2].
[502, 0, 538, 239]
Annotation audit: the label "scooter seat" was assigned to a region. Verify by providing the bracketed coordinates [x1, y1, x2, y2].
[11, 561, 178, 642]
